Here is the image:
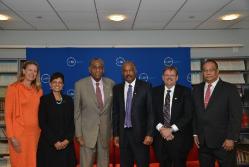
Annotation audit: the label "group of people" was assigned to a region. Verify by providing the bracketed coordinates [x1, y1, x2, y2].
[4, 58, 242, 167]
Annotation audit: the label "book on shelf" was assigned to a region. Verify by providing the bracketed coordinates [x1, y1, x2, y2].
[219, 73, 245, 84]
[216, 60, 246, 71]
[191, 60, 201, 71]
[0, 142, 9, 155]
[0, 61, 18, 73]
[0, 74, 17, 86]
[191, 73, 202, 84]
[239, 134, 249, 145]
[0, 87, 7, 98]
[237, 149, 249, 165]
[0, 156, 10, 167]
[0, 128, 7, 140]
[0, 99, 5, 112]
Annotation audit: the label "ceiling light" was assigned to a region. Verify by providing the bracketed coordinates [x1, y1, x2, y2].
[0, 14, 9, 21]
[108, 14, 126, 22]
[221, 14, 240, 21]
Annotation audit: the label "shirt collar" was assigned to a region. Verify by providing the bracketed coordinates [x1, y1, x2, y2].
[164, 85, 175, 93]
[205, 78, 219, 88]
[125, 79, 136, 88]
[91, 77, 103, 86]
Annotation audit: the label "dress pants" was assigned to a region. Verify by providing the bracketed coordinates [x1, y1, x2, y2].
[79, 134, 109, 167]
[199, 142, 237, 167]
[120, 128, 149, 167]
[158, 136, 189, 167]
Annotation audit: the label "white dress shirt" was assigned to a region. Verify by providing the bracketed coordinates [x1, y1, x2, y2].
[156, 85, 179, 132]
[91, 77, 105, 103]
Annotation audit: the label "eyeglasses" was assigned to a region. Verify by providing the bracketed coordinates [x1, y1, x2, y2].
[203, 69, 217, 73]
[163, 74, 177, 77]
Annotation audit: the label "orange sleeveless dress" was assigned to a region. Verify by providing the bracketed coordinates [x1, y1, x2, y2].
[4, 82, 42, 167]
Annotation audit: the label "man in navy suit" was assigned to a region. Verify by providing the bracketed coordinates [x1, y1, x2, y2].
[153, 66, 193, 167]
[192, 59, 242, 167]
[112, 61, 154, 167]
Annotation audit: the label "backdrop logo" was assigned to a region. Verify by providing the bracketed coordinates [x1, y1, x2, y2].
[41, 74, 50, 83]
[164, 57, 174, 66]
[139, 73, 149, 82]
[115, 57, 126, 66]
[67, 89, 75, 97]
[187, 73, 191, 83]
[66, 57, 77, 67]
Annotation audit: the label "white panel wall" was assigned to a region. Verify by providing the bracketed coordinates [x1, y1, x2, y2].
[0, 29, 248, 59]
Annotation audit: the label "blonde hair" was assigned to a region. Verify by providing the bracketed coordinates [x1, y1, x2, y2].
[17, 60, 41, 91]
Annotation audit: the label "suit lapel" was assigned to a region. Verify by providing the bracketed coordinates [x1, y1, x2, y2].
[86, 77, 99, 108]
[171, 85, 180, 119]
[206, 80, 222, 109]
[200, 83, 205, 110]
[102, 78, 110, 113]
[132, 80, 140, 108]
[120, 83, 125, 113]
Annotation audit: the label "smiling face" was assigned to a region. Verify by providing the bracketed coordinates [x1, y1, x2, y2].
[122, 62, 136, 83]
[89, 59, 104, 82]
[22, 64, 38, 83]
[50, 77, 64, 93]
[162, 68, 178, 88]
[202, 61, 219, 84]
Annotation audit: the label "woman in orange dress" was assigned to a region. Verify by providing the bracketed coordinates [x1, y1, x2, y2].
[4, 60, 43, 167]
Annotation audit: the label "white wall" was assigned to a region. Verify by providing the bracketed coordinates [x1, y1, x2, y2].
[0, 29, 248, 58]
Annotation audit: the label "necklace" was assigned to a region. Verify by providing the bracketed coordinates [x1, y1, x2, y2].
[56, 97, 63, 104]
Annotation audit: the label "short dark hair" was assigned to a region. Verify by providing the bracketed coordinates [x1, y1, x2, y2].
[202, 59, 219, 70]
[122, 61, 137, 73]
[89, 58, 104, 67]
[50, 72, 64, 83]
[163, 66, 178, 76]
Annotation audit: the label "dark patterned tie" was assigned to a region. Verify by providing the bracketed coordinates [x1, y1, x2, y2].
[163, 90, 171, 127]
[125, 84, 133, 128]
[96, 82, 104, 111]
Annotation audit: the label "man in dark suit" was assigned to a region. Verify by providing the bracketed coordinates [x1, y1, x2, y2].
[112, 61, 154, 167]
[192, 59, 242, 167]
[153, 66, 193, 167]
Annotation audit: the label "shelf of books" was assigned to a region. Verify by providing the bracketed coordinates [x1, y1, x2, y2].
[0, 59, 24, 166]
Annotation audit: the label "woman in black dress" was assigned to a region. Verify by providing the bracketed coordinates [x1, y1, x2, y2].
[37, 72, 76, 167]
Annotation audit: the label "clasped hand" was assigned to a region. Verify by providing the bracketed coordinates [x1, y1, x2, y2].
[160, 127, 174, 141]
[54, 139, 69, 150]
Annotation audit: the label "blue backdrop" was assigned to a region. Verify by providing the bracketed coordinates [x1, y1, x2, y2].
[26, 48, 191, 96]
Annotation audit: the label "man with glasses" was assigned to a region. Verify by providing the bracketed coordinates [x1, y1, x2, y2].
[153, 66, 193, 167]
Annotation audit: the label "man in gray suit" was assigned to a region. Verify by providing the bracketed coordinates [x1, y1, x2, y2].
[74, 58, 115, 167]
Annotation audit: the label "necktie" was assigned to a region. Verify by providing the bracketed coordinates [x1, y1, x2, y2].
[96, 82, 104, 111]
[125, 84, 133, 128]
[163, 90, 171, 127]
[204, 84, 212, 109]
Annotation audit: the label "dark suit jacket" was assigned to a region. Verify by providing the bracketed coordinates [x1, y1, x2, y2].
[113, 79, 154, 146]
[153, 84, 193, 153]
[192, 79, 242, 148]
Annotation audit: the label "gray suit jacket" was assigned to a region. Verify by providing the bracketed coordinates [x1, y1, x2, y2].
[74, 76, 115, 148]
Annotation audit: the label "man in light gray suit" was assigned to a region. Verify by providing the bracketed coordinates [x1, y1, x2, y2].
[74, 58, 115, 167]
